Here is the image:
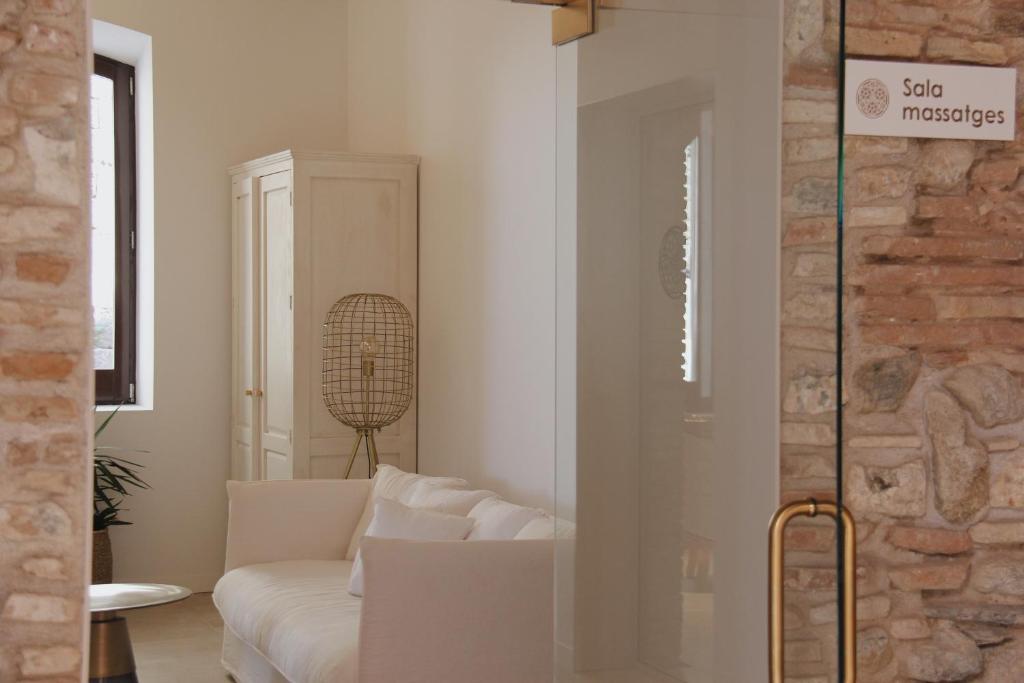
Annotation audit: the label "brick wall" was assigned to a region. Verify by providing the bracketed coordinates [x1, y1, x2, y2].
[0, 0, 92, 681]
[783, 0, 1024, 681]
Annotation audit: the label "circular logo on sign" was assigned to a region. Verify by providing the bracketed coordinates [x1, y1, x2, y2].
[856, 78, 890, 119]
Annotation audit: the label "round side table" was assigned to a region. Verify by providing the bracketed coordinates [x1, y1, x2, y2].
[88, 583, 191, 683]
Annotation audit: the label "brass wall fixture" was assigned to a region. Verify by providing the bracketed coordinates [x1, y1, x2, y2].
[510, 0, 595, 45]
[769, 499, 857, 683]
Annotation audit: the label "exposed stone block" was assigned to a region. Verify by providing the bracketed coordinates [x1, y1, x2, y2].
[890, 617, 931, 640]
[9, 72, 79, 106]
[970, 521, 1024, 545]
[861, 236, 1024, 263]
[899, 622, 983, 682]
[809, 593, 890, 624]
[785, 524, 836, 552]
[925, 390, 989, 523]
[784, 0, 824, 57]
[0, 352, 74, 380]
[923, 602, 1024, 626]
[0, 395, 76, 423]
[917, 140, 975, 192]
[22, 22, 76, 58]
[889, 561, 970, 591]
[784, 373, 836, 415]
[855, 296, 935, 323]
[944, 365, 1024, 429]
[2, 593, 73, 622]
[853, 352, 921, 412]
[972, 159, 1021, 190]
[20, 557, 65, 579]
[15, 252, 71, 284]
[848, 435, 922, 448]
[991, 450, 1024, 509]
[785, 638, 822, 662]
[854, 165, 912, 200]
[847, 206, 908, 228]
[937, 296, 1024, 320]
[785, 136, 836, 163]
[979, 640, 1024, 680]
[781, 421, 836, 446]
[915, 195, 979, 221]
[846, 27, 923, 58]
[782, 99, 837, 124]
[886, 526, 972, 555]
[18, 645, 80, 677]
[972, 559, 1024, 596]
[927, 36, 1009, 65]
[857, 626, 894, 673]
[847, 461, 927, 518]
[0, 501, 71, 538]
[783, 216, 837, 246]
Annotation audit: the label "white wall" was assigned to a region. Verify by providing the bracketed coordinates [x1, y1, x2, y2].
[347, 0, 558, 508]
[91, 0, 348, 590]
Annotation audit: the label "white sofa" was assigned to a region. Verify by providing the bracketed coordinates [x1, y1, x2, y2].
[213, 475, 560, 683]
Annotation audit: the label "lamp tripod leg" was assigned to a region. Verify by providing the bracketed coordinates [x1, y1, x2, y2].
[367, 430, 380, 476]
[344, 432, 364, 479]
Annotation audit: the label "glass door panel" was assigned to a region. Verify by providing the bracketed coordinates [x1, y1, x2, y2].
[555, 1, 842, 681]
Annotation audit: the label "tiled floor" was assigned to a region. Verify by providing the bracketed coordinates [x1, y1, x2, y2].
[126, 592, 231, 683]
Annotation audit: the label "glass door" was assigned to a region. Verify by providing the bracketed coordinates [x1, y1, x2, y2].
[554, 1, 843, 681]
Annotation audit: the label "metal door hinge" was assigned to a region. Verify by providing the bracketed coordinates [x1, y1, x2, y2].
[129, 76, 134, 96]
[129, 383, 136, 402]
[511, 0, 595, 45]
[130, 230, 136, 250]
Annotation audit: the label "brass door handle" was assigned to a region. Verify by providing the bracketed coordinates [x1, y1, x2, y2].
[244, 389, 264, 397]
[769, 499, 857, 683]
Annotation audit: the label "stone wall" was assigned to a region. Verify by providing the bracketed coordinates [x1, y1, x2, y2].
[0, 0, 92, 681]
[782, 0, 1024, 681]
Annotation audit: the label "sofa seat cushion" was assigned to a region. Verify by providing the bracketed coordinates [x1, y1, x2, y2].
[214, 560, 361, 683]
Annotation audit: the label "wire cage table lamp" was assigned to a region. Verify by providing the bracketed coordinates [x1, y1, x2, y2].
[322, 293, 414, 478]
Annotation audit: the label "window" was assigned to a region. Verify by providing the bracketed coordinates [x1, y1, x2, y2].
[91, 55, 137, 404]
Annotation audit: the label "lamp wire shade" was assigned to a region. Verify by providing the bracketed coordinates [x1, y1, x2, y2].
[322, 293, 414, 430]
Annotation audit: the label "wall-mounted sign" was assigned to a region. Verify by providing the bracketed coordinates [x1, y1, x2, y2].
[845, 59, 1017, 141]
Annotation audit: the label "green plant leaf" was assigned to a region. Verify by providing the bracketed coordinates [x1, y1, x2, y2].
[94, 405, 121, 439]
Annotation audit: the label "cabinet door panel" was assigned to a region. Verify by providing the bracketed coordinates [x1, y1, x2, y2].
[305, 165, 418, 477]
[260, 171, 294, 479]
[231, 177, 258, 481]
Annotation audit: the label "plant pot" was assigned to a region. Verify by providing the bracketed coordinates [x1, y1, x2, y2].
[92, 529, 112, 584]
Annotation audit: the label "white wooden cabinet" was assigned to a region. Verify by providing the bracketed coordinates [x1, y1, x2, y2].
[230, 150, 419, 481]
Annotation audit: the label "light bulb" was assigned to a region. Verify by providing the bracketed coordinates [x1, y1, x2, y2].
[360, 335, 378, 377]
[360, 335, 379, 356]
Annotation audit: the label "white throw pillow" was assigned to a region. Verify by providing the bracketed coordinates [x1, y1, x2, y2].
[467, 497, 547, 540]
[513, 516, 555, 540]
[347, 498, 474, 596]
[345, 465, 468, 560]
[514, 516, 577, 540]
[405, 487, 498, 516]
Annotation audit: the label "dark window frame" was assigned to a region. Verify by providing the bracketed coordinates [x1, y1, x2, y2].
[93, 54, 137, 405]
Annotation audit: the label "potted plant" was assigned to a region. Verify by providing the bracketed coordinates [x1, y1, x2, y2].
[93, 408, 150, 583]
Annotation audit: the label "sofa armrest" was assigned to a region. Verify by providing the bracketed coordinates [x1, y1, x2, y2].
[358, 538, 554, 683]
[223, 479, 370, 572]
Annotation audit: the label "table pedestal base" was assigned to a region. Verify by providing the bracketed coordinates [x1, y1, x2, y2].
[89, 612, 138, 683]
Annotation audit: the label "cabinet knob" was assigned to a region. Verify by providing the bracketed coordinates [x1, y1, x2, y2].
[244, 388, 254, 396]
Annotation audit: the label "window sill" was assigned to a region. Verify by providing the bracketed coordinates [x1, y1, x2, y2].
[95, 403, 153, 413]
